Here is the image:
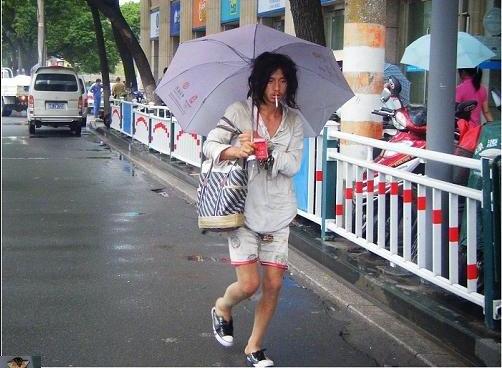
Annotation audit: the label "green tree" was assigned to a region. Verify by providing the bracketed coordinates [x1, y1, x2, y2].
[2, 0, 38, 73]
[1, 0, 129, 74]
[120, 1, 140, 39]
[45, 0, 120, 73]
[86, 0, 158, 103]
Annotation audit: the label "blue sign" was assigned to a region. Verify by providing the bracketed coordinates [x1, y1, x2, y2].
[405, 65, 426, 73]
[170, 1, 181, 36]
[293, 138, 312, 211]
[479, 60, 501, 70]
[221, 0, 240, 23]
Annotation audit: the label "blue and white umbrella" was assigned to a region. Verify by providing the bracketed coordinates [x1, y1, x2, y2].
[384, 63, 410, 107]
[401, 32, 495, 71]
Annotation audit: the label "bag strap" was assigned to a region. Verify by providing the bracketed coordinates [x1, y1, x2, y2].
[218, 116, 242, 135]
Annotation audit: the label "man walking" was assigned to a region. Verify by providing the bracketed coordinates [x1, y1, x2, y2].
[112, 77, 127, 99]
[89, 78, 103, 119]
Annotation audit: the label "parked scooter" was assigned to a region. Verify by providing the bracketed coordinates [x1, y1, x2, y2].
[356, 77, 478, 260]
[132, 90, 145, 104]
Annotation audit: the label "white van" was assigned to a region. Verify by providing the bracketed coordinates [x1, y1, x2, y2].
[27, 66, 84, 136]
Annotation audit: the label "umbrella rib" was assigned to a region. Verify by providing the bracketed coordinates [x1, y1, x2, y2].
[157, 60, 246, 89]
[187, 38, 252, 63]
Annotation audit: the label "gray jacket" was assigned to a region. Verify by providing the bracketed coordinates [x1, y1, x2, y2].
[203, 99, 304, 233]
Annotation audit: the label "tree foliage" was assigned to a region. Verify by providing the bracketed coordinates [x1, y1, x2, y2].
[86, 0, 158, 102]
[120, 1, 140, 39]
[1, 0, 140, 74]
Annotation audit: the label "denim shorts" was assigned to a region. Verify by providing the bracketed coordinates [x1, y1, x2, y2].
[227, 226, 289, 270]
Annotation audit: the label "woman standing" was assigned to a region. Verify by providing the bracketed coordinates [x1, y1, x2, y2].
[456, 68, 494, 125]
[203, 52, 304, 367]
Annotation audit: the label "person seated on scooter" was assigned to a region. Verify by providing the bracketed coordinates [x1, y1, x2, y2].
[456, 68, 494, 125]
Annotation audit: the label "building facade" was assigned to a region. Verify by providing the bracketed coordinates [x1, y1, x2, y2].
[140, 0, 500, 109]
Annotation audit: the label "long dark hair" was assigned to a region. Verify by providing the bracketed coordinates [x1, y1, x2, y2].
[459, 67, 482, 91]
[247, 52, 298, 109]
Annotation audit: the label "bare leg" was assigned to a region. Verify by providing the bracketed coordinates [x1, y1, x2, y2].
[215, 262, 260, 321]
[245, 266, 285, 354]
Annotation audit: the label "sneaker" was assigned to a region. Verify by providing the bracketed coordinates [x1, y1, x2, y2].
[211, 306, 233, 347]
[245, 349, 274, 367]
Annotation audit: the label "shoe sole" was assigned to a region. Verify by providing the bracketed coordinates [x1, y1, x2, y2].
[211, 307, 233, 347]
[246, 358, 274, 367]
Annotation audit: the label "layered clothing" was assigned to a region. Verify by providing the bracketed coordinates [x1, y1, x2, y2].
[203, 99, 304, 233]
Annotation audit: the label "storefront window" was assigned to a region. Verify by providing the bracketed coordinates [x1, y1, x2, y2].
[330, 10, 344, 51]
[272, 19, 284, 32]
[406, 0, 431, 105]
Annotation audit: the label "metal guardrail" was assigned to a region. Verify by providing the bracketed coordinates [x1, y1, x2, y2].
[107, 99, 500, 328]
[323, 129, 499, 321]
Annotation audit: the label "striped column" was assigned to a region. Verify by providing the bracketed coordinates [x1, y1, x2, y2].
[354, 166, 364, 237]
[389, 177, 399, 255]
[403, 181, 413, 261]
[335, 160, 344, 227]
[341, 1, 385, 159]
[365, 169, 375, 244]
[466, 198, 478, 292]
[432, 189, 442, 276]
[315, 136, 323, 216]
[417, 185, 427, 268]
[377, 175, 386, 248]
[344, 163, 354, 233]
[448, 194, 459, 284]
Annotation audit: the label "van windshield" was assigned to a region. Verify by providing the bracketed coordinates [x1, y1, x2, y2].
[34, 73, 78, 92]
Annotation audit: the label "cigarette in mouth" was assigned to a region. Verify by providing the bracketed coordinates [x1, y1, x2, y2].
[275, 95, 278, 108]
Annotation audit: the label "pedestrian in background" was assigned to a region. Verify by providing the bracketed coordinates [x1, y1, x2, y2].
[456, 68, 494, 125]
[203, 52, 303, 367]
[112, 76, 126, 99]
[89, 78, 102, 119]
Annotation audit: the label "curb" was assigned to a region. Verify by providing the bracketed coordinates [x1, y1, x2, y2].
[91, 125, 498, 366]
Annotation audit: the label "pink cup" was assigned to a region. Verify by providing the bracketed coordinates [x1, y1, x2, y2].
[254, 138, 268, 160]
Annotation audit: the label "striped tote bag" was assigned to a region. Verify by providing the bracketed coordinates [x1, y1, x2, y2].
[197, 158, 247, 231]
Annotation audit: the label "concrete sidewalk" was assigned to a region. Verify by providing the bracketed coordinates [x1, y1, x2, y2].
[90, 121, 500, 366]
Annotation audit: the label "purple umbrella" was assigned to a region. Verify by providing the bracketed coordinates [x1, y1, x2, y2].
[155, 24, 353, 137]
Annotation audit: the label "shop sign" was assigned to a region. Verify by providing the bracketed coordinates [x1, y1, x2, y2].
[192, 0, 207, 29]
[170, 1, 181, 36]
[150, 10, 160, 39]
[221, 0, 240, 23]
[258, 0, 285, 15]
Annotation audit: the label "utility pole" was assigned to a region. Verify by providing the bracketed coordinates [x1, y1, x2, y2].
[37, 0, 46, 67]
[341, 0, 386, 159]
[425, 0, 459, 273]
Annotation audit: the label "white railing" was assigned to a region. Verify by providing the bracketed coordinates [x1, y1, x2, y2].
[325, 130, 485, 307]
[106, 100, 499, 315]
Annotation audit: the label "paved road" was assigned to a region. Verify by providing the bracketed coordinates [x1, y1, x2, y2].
[2, 116, 429, 366]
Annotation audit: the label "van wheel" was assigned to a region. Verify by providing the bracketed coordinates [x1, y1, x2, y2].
[29, 122, 36, 134]
[2, 106, 12, 117]
[73, 124, 82, 137]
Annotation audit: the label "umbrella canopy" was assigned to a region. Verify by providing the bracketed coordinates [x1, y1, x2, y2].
[400, 32, 495, 71]
[155, 24, 353, 137]
[384, 63, 410, 106]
